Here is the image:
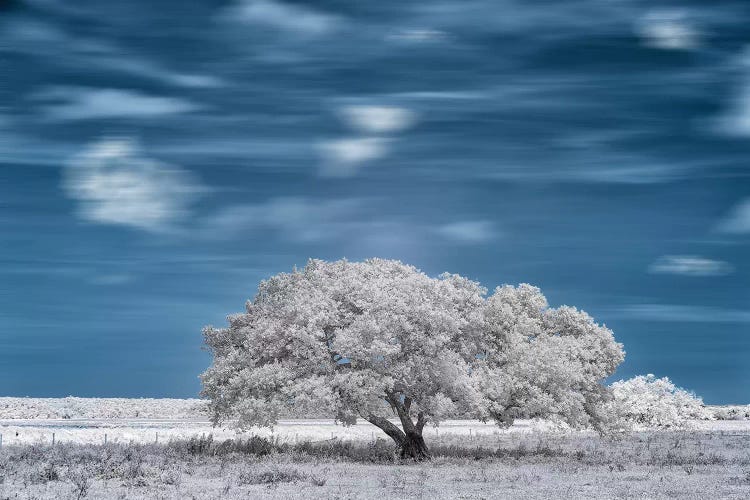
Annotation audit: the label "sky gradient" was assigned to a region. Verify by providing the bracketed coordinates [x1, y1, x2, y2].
[2, 0, 749, 403]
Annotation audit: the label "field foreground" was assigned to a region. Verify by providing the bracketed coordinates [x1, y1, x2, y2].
[1, 422, 749, 499]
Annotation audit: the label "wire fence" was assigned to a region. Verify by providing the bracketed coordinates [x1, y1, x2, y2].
[0, 427, 500, 448]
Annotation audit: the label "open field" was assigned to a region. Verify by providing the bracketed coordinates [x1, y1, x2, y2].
[0, 396, 747, 447]
[0, 418, 561, 447]
[1, 426, 750, 499]
[1, 400, 749, 498]
[2, 417, 750, 447]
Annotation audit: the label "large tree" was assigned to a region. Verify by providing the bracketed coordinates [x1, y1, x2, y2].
[201, 258, 624, 459]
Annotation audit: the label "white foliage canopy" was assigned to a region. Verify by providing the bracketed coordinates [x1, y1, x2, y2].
[201, 259, 624, 434]
[605, 374, 710, 428]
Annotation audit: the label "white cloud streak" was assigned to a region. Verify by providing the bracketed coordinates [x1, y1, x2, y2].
[339, 105, 417, 134]
[636, 10, 700, 50]
[207, 197, 364, 242]
[386, 28, 449, 43]
[225, 0, 339, 35]
[617, 304, 750, 323]
[63, 138, 202, 232]
[317, 138, 389, 177]
[318, 105, 416, 177]
[39, 88, 198, 121]
[649, 255, 734, 277]
[717, 199, 750, 234]
[435, 220, 495, 243]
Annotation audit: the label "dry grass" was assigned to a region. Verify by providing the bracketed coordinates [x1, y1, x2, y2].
[0, 429, 748, 499]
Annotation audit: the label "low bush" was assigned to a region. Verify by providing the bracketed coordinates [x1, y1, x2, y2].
[237, 465, 309, 486]
[66, 465, 93, 499]
[711, 405, 750, 421]
[604, 374, 711, 429]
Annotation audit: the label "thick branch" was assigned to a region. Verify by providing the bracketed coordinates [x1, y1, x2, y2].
[322, 326, 350, 369]
[366, 415, 405, 445]
[416, 411, 427, 433]
[386, 392, 417, 434]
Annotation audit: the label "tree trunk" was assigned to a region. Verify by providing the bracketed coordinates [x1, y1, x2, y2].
[400, 430, 430, 460]
[368, 393, 433, 461]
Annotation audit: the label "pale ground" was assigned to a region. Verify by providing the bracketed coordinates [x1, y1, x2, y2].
[1, 400, 749, 499]
[0, 418, 557, 446]
[6, 459, 749, 500]
[0, 420, 749, 499]
[1, 416, 748, 446]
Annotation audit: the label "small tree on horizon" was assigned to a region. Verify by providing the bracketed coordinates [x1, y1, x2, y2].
[201, 258, 624, 459]
[605, 374, 710, 428]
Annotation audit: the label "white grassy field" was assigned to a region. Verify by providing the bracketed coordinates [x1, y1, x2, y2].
[1, 396, 747, 447]
[0, 396, 596, 446]
[1, 399, 750, 499]
[0, 418, 563, 447]
[2, 417, 750, 447]
[1, 423, 749, 499]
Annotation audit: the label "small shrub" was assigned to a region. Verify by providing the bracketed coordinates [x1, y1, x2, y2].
[234, 435, 276, 456]
[186, 434, 214, 455]
[160, 466, 182, 486]
[41, 462, 61, 482]
[609, 463, 626, 472]
[307, 473, 327, 487]
[292, 438, 397, 463]
[604, 375, 710, 429]
[711, 405, 750, 421]
[66, 466, 93, 499]
[25, 461, 60, 484]
[237, 465, 308, 486]
[123, 457, 145, 482]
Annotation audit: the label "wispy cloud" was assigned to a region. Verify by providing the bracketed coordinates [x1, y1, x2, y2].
[224, 0, 339, 35]
[717, 199, 750, 234]
[616, 304, 750, 323]
[205, 199, 500, 253]
[38, 87, 199, 121]
[714, 51, 750, 138]
[649, 255, 734, 277]
[338, 105, 417, 134]
[88, 274, 134, 286]
[317, 105, 417, 177]
[385, 28, 449, 43]
[386, 90, 485, 101]
[636, 10, 701, 50]
[206, 197, 364, 242]
[203, 198, 434, 259]
[63, 138, 202, 232]
[317, 138, 389, 177]
[435, 220, 495, 244]
[7, 17, 223, 89]
[87, 55, 225, 89]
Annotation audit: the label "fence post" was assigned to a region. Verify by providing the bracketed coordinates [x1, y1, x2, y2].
[52, 433, 55, 446]
[104, 433, 107, 445]
[155, 432, 159, 444]
[0, 433, 3, 448]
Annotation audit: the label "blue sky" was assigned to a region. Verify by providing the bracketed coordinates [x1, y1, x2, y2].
[1, 0, 749, 403]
